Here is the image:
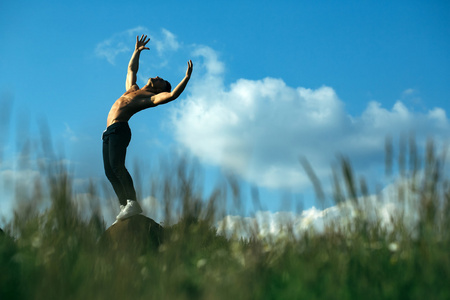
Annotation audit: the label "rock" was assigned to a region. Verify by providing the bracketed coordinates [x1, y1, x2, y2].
[101, 214, 164, 253]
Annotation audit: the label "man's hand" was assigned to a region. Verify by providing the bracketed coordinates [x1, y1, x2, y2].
[150, 60, 194, 106]
[186, 60, 193, 78]
[126, 34, 149, 90]
[135, 34, 150, 52]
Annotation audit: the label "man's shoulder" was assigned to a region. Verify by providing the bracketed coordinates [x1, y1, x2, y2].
[124, 84, 140, 95]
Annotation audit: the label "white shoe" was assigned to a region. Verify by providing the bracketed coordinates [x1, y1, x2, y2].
[112, 205, 126, 225]
[116, 200, 143, 220]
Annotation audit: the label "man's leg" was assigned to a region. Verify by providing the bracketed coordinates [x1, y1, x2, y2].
[103, 123, 142, 220]
[103, 136, 128, 206]
[106, 124, 137, 204]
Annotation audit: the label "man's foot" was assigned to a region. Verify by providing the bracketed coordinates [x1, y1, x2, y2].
[116, 200, 143, 220]
[112, 205, 126, 225]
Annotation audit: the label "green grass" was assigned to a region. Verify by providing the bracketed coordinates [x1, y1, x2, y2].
[1, 141, 450, 300]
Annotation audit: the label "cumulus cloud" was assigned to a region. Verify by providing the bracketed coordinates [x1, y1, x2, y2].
[216, 206, 357, 239]
[217, 179, 422, 239]
[171, 46, 450, 191]
[217, 201, 400, 239]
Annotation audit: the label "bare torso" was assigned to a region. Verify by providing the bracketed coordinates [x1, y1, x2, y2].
[106, 85, 156, 127]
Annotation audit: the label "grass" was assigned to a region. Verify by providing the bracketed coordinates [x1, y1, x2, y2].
[1, 140, 450, 300]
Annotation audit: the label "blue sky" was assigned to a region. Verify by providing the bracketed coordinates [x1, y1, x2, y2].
[1, 0, 450, 224]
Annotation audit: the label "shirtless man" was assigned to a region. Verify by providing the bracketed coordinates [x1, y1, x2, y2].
[102, 34, 193, 221]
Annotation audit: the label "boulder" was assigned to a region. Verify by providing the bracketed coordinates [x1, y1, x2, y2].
[101, 214, 164, 253]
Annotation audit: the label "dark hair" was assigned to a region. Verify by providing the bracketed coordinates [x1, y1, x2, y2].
[164, 80, 172, 93]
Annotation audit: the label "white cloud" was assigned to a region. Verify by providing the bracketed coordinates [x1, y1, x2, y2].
[95, 26, 148, 65]
[191, 46, 225, 76]
[170, 46, 450, 191]
[402, 88, 416, 96]
[95, 27, 183, 68]
[153, 28, 180, 54]
[217, 179, 423, 239]
[216, 206, 352, 239]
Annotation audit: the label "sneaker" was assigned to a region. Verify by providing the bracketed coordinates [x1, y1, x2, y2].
[112, 205, 127, 225]
[116, 200, 143, 220]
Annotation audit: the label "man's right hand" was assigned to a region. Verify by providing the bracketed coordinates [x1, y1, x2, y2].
[126, 34, 149, 90]
[136, 34, 150, 52]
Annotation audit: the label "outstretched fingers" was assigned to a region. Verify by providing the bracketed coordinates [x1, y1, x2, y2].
[136, 34, 150, 51]
[186, 60, 193, 77]
[140, 34, 150, 44]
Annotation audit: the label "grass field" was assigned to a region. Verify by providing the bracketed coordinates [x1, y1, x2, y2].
[1, 141, 449, 300]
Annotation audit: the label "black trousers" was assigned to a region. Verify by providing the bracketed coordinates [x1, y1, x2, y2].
[102, 122, 136, 206]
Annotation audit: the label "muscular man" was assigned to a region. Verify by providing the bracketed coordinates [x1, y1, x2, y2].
[102, 34, 193, 221]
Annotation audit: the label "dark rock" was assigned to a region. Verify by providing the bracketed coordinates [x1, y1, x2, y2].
[101, 214, 164, 253]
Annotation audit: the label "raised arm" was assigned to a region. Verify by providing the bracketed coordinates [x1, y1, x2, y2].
[152, 60, 193, 105]
[125, 35, 150, 91]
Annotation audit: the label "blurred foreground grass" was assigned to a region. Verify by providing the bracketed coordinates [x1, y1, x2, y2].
[1, 141, 450, 300]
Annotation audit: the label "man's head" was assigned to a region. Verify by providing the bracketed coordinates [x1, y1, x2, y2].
[147, 77, 171, 94]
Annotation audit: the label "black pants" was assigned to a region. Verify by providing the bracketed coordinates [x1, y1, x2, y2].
[102, 122, 136, 206]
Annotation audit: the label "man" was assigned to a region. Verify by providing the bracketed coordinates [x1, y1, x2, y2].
[102, 34, 193, 221]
